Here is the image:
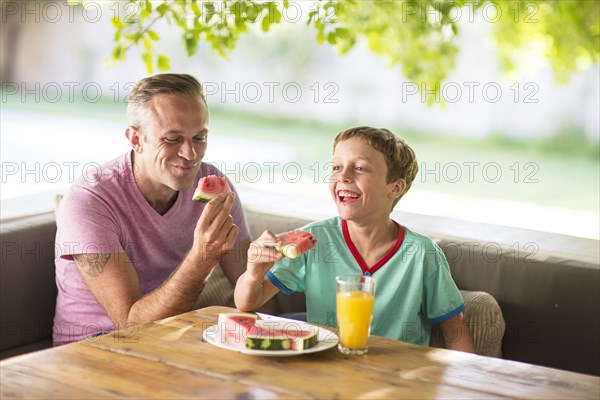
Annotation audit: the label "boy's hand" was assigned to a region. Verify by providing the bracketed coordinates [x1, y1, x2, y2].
[246, 229, 284, 281]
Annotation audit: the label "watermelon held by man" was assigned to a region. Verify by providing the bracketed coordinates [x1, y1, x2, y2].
[192, 175, 232, 202]
[275, 230, 317, 259]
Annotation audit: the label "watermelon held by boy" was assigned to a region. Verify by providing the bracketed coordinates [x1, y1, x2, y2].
[192, 175, 231, 202]
[275, 230, 317, 259]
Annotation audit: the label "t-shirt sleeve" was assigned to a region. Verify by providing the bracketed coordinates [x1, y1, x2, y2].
[56, 184, 124, 260]
[267, 252, 307, 294]
[422, 242, 465, 324]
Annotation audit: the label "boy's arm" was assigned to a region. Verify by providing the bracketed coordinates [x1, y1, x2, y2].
[440, 312, 475, 353]
[235, 272, 280, 311]
[234, 230, 283, 311]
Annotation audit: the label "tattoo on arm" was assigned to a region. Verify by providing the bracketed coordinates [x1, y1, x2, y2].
[73, 254, 111, 277]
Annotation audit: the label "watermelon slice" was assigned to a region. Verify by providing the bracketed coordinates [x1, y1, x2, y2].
[245, 321, 319, 351]
[216, 314, 319, 351]
[275, 230, 317, 259]
[218, 312, 259, 349]
[218, 312, 258, 333]
[192, 175, 232, 202]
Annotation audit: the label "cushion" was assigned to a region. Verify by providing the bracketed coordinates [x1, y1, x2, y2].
[430, 290, 506, 358]
[193, 263, 235, 309]
[193, 263, 279, 315]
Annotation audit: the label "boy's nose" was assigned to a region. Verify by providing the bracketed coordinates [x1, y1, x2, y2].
[338, 169, 352, 182]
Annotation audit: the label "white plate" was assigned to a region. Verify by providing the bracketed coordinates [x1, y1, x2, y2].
[202, 318, 339, 357]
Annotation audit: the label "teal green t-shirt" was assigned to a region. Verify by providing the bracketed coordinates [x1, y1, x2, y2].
[267, 216, 464, 346]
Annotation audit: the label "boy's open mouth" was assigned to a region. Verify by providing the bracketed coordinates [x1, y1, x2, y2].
[337, 190, 361, 204]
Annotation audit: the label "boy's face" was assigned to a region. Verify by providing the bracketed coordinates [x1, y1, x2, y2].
[330, 137, 404, 222]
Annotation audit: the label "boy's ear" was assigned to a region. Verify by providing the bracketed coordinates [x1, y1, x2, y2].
[389, 178, 406, 199]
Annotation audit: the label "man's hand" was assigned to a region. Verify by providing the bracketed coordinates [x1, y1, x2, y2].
[192, 192, 240, 268]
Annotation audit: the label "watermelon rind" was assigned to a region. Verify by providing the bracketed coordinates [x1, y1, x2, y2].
[246, 337, 292, 351]
[275, 243, 301, 259]
[294, 332, 319, 350]
[274, 230, 317, 259]
[192, 175, 231, 202]
[192, 193, 213, 203]
[244, 321, 319, 351]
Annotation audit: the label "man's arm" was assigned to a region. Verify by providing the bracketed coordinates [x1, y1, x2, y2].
[73, 193, 239, 328]
[218, 237, 250, 286]
[217, 183, 252, 287]
[440, 312, 475, 353]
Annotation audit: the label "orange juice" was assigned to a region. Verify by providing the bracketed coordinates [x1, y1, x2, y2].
[336, 290, 374, 349]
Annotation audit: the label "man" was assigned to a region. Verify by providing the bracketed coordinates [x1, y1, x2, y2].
[53, 74, 249, 345]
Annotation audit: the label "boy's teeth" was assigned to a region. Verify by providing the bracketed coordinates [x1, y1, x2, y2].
[339, 190, 359, 198]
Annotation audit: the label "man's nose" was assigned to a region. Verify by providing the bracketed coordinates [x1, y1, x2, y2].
[179, 140, 196, 161]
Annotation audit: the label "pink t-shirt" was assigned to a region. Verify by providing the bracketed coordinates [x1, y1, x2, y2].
[53, 152, 249, 345]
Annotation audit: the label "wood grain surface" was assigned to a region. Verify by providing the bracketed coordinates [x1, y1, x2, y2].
[2, 306, 598, 399]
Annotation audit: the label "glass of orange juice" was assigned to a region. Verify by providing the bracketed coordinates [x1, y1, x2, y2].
[335, 275, 375, 355]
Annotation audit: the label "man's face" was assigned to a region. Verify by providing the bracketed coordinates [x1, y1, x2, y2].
[133, 94, 208, 196]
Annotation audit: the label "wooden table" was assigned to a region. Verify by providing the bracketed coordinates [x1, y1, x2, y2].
[2, 306, 598, 399]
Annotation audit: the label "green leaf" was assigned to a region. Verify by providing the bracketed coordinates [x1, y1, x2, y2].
[157, 3, 168, 17]
[157, 55, 171, 71]
[261, 16, 271, 32]
[316, 29, 325, 44]
[143, 36, 153, 51]
[141, 52, 154, 73]
[244, 2, 260, 22]
[271, 7, 282, 24]
[185, 36, 198, 56]
[191, 0, 201, 16]
[148, 30, 160, 41]
[112, 46, 123, 61]
[335, 27, 350, 40]
[112, 17, 123, 29]
[451, 23, 458, 35]
[327, 32, 337, 45]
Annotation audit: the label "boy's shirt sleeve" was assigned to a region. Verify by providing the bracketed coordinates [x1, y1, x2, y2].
[267, 252, 307, 295]
[422, 243, 465, 324]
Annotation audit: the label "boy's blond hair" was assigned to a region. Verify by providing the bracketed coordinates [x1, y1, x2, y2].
[333, 126, 419, 208]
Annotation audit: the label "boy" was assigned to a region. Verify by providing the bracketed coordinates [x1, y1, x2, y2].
[234, 126, 474, 352]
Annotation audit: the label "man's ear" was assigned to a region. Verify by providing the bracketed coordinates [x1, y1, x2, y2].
[125, 126, 143, 154]
[389, 178, 406, 200]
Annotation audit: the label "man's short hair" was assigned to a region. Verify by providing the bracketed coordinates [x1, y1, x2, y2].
[127, 73, 206, 129]
[333, 126, 419, 207]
